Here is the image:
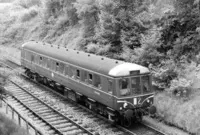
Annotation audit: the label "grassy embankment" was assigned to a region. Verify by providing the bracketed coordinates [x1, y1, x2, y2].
[0, 0, 83, 49]
[0, 65, 27, 135]
[1, 0, 200, 134]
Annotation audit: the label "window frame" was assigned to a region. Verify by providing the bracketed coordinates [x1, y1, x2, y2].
[76, 69, 80, 79]
[88, 73, 93, 85]
[118, 77, 131, 97]
[108, 79, 113, 94]
[94, 74, 101, 89]
[56, 62, 59, 72]
[39, 56, 43, 65]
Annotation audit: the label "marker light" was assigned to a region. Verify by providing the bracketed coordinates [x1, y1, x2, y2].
[133, 98, 137, 105]
[123, 102, 128, 108]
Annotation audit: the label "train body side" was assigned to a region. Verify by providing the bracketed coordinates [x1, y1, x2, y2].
[21, 41, 155, 125]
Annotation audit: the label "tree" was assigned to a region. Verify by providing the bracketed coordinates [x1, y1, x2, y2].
[74, 0, 99, 37]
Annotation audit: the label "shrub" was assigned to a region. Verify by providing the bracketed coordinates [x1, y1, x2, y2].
[168, 78, 192, 98]
[154, 91, 200, 134]
[20, 7, 38, 22]
[86, 43, 100, 53]
[0, 113, 27, 135]
[55, 15, 69, 30]
[14, 0, 42, 8]
[96, 44, 111, 55]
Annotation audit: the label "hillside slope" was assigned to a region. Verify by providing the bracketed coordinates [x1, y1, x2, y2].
[2, 0, 200, 134]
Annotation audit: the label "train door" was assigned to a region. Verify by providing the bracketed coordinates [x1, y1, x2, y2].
[21, 49, 25, 66]
[107, 78, 115, 107]
[30, 53, 36, 71]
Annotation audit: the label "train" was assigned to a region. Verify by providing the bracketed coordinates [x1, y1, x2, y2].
[21, 41, 156, 127]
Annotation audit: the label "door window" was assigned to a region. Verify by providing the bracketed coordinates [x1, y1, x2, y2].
[119, 78, 131, 96]
[141, 76, 151, 93]
[131, 77, 141, 94]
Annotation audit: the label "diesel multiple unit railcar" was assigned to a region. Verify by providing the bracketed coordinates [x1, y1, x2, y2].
[21, 41, 156, 127]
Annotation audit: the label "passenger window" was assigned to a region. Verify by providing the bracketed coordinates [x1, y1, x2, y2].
[82, 71, 88, 82]
[131, 77, 140, 94]
[76, 69, 80, 79]
[108, 79, 113, 94]
[56, 62, 59, 72]
[119, 78, 131, 96]
[94, 74, 101, 89]
[65, 66, 68, 76]
[39, 56, 43, 65]
[31, 54, 34, 62]
[88, 73, 93, 85]
[43, 57, 47, 67]
[141, 76, 150, 93]
[69, 66, 76, 78]
[47, 59, 51, 69]
[59, 63, 64, 74]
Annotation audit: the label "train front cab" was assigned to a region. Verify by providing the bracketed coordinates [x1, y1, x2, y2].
[113, 71, 156, 127]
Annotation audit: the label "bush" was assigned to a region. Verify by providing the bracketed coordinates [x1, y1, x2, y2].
[168, 78, 192, 98]
[55, 15, 69, 30]
[0, 113, 27, 135]
[86, 43, 100, 53]
[20, 7, 38, 22]
[154, 92, 200, 134]
[14, 0, 42, 8]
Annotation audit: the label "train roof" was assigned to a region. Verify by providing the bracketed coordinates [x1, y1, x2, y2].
[22, 41, 150, 77]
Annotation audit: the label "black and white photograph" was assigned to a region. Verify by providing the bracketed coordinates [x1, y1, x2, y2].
[0, 0, 198, 135]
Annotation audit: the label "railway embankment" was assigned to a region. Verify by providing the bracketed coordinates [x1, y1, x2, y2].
[0, 69, 28, 135]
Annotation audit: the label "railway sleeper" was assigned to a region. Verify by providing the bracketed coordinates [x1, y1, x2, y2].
[50, 120, 68, 125]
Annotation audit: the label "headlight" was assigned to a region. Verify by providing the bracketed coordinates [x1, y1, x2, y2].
[147, 99, 150, 103]
[133, 98, 137, 105]
[123, 102, 128, 108]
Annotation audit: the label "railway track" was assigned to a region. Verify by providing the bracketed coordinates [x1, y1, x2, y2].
[5, 80, 94, 135]
[1, 59, 167, 135]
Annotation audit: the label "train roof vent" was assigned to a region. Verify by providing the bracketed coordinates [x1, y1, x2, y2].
[101, 58, 104, 60]
[115, 61, 118, 64]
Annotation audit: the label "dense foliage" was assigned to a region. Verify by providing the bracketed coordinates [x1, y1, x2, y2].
[2, 0, 200, 133]
[1, 0, 200, 91]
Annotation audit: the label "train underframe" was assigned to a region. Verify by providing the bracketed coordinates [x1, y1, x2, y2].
[24, 69, 150, 127]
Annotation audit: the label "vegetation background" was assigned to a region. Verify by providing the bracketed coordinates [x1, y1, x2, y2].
[1, 0, 200, 134]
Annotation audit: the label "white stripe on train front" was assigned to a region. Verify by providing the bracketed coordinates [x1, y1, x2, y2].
[141, 95, 154, 105]
[117, 100, 134, 108]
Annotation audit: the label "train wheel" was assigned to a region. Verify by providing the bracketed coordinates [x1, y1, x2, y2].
[33, 74, 37, 82]
[121, 116, 132, 128]
[43, 77, 48, 85]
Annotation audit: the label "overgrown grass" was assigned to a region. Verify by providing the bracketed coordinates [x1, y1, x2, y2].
[0, 67, 27, 135]
[14, 0, 42, 8]
[154, 91, 200, 134]
[0, 113, 27, 135]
